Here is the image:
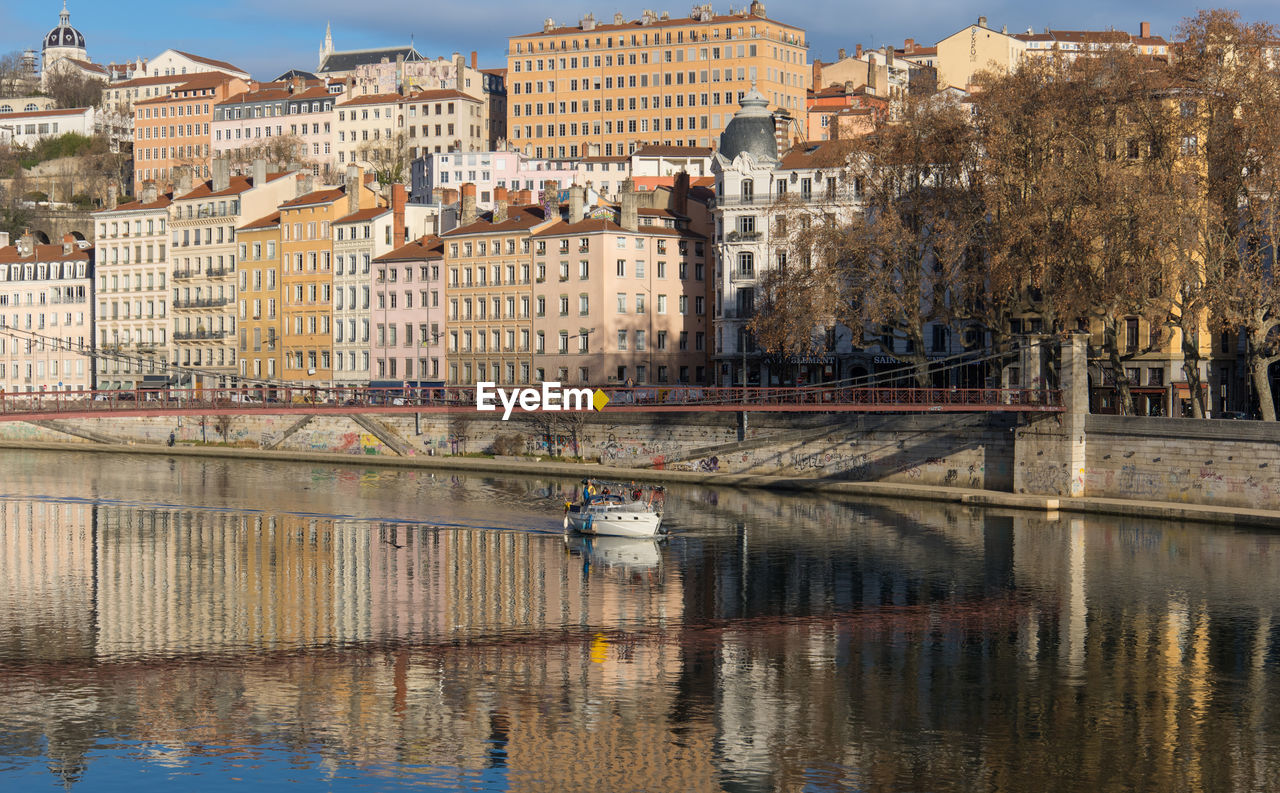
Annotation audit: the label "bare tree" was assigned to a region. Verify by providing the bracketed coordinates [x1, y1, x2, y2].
[43, 69, 103, 109]
[0, 51, 32, 98]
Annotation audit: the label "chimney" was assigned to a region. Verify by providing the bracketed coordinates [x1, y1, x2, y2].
[812, 60, 823, 88]
[620, 189, 638, 231]
[18, 230, 34, 257]
[1140, 21, 1151, 39]
[884, 44, 894, 67]
[141, 181, 158, 204]
[517, 189, 533, 205]
[493, 185, 509, 222]
[443, 187, 459, 205]
[346, 164, 361, 214]
[855, 43, 863, 59]
[460, 182, 477, 225]
[175, 165, 193, 196]
[212, 156, 230, 191]
[106, 182, 118, 210]
[673, 171, 689, 217]
[0, 232, 9, 249]
[391, 183, 406, 243]
[838, 47, 847, 59]
[978, 15, 987, 28]
[250, 158, 266, 187]
[297, 172, 314, 197]
[905, 38, 915, 51]
[568, 184, 584, 221]
[62, 233, 75, 256]
[471, 50, 478, 70]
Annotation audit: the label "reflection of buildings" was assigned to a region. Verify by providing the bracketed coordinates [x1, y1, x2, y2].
[5, 473, 1280, 791]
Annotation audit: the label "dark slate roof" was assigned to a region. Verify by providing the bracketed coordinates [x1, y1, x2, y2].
[274, 69, 319, 82]
[719, 87, 778, 162]
[318, 46, 420, 74]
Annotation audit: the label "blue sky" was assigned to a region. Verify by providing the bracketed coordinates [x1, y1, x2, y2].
[2, 1, 1276, 80]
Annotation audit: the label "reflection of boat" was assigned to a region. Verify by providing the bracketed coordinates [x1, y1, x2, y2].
[567, 535, 663, 570]
[564, 482, 664, 538]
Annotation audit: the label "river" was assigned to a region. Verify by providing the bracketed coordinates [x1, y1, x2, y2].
[0, 449, 1277, 792]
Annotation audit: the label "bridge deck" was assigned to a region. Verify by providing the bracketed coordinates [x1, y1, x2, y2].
[0, 385, 1063, 421]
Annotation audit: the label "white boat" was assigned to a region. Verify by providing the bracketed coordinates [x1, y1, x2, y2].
[564, 492, 664, 538]
[565, 535, 663, 571]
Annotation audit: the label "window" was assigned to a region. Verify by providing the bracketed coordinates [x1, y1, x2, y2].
[617, 329, 628, 350]
[1125, 317, 1139, 350]
[616, 292, 627, 313]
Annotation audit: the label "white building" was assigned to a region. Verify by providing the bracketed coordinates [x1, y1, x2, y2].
[91, 183, 174, 389]
[0, 107, 95, 147]
[0, 231, 94, 393]
[712, 88, 863, 386]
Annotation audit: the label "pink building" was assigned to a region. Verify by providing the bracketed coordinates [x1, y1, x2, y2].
[371, 234, 447, 383]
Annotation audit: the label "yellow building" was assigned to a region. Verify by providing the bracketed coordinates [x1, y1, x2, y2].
[506, 1, 807, 158]
[277, 178, 381, 384]
[235, 211, 282, 383]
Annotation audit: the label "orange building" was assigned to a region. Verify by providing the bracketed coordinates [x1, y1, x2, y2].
[235, 211, 283, 382]
[277, 174, 381, 384]
[506, 1, 807, 159]
[133, 71, 248, 187]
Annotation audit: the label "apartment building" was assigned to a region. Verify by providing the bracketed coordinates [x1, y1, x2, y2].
[335, 89, 486, 169]
[277, 172, 382, 384]
[506, 2, 808, 158]
[133, 71, 249, 186]
[712, 90, 863, 386]
[371, 235, 446, 383]
[169, 159, 300, 388]
[0, 232, 94, 392]
[212, 79, 341, 179]
[91, 182, 172, 389]
[530, 186, 710, 385]
[235, 212, 282, 383]
[441, 186, 554, 384]
[103, 74, 189, 125]
[0, 107, 95, 148]
[332, 205, 383, 385]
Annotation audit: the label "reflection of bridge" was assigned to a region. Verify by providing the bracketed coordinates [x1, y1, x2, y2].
[0, 384, 1064, 420]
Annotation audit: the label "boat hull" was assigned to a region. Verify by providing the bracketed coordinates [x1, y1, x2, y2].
[565, 509, 663, 538]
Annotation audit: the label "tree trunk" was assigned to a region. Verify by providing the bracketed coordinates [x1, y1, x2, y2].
[1251, 353, 1277, 422]
[1179, 322, 1205, 418]
[1102, 319, 1132, 416]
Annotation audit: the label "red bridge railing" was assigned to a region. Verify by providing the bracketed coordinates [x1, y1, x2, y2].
[0, 384, 1064, 419]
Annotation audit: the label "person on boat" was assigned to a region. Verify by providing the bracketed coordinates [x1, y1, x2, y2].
[581, 480, 595, 503]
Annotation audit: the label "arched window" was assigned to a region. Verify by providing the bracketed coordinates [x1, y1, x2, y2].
[23, 103, 38, 112]
[740, 178, 753, 201]
[0, 105, 10, 113]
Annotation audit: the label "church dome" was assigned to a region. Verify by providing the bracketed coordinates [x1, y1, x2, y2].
[43, 3, 86, 52]
[717, 85, 778, 162]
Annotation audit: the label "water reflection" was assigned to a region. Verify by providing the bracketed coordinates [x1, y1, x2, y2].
[0, 451, 1278, 791]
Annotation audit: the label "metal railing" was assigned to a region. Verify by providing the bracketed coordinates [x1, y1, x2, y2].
[0, 384, 1064, 420]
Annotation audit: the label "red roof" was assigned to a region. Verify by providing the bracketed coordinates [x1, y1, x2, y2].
[238, 211, 281, 231]
[0, 243, 90, 264]
[334, 207, 388, 225]
[279, 188, 345, 209]
[375, 235, 445, 262]
[0, 107, 91, 120]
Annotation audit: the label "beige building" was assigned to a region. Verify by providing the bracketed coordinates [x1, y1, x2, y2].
[935, 17, 1027, 90]
[530, 186, 710, 385]
[506, 2, 808, 158]
[0, 232, 93, 392]
[91, 182, 173, 389]
[335, 89, 486, 171]
[169, 160, 300, 388]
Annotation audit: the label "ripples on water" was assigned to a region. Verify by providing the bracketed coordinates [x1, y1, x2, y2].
[1, 450, 1279, 791]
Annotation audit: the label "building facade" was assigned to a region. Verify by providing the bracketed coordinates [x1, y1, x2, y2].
[371, 235, 446, 383]
[235, 211, 282, 383]
[0, 232, 94, 392]
[506, 2, 808, 158]
[169, 161, 300, 388]
[0, 107, 95, 147]
[133, 72, 249, 186]
[212, 80, 340, 179]
[335, 89, 487, 170]
[91, 183, 172, 389]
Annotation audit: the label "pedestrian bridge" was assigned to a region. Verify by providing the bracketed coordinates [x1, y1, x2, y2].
[0, 385, 1063, 421]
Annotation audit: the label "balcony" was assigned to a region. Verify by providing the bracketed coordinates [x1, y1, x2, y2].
[173, 329, 231, 342]
[205, 268, 234, 278]
[172, 297, 230, 310]
[172, 269, 199, 280]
